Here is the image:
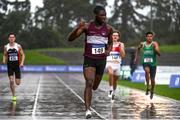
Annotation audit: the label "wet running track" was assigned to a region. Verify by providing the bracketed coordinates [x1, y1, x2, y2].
[0, 73, 180, 120]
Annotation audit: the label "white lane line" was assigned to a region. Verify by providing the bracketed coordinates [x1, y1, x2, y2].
[32, 75, 42, 118]
[55, 74, 106, 120]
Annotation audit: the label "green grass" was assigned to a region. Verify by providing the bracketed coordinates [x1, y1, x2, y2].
[21, 45, 180, 65]
[36, 45, 180, 53]
[1, 49, 82, 65]
[0, 44, 180, 65]
[0, 50, 66, 65]
[24, 50, 65, 65]
[160, 44, 180, 53]
[103, 74, 180, 101]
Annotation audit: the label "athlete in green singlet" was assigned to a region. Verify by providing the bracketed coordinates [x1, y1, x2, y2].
[134, 31, 160, 99]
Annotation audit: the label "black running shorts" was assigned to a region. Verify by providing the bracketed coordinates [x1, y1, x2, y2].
[143, 63, 157, 80]
[83, 56, 106, 75]
[7, 63, 21, 79]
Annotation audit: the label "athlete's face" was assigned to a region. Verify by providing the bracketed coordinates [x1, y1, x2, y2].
[9, 34, 16, 43]
[146, 34, 153, 43]
[112, 32, 120, 42]
[95, 10, 106, 24]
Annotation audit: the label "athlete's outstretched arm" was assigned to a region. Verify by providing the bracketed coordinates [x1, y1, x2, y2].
[3, 46, 7, 64]
[67, 19, 87, 42]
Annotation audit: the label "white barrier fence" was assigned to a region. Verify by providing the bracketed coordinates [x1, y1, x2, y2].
[127, 66, 180, 88]
[1, 65, 180, 88]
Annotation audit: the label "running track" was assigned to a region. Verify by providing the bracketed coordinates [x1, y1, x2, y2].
[0, 73, 180, 120]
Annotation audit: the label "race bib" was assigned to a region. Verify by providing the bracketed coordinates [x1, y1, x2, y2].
[111, 54, 119, 60]
[144, 58, 153, 63]
[92, 44, 105, 54]
[9, 56, 18, 61]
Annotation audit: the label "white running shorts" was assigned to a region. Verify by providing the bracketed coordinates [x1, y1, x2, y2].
[106, 62, 121, 76]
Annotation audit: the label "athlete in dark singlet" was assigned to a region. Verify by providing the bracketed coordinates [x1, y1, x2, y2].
[68, 6, 113, 119]
[134, 32, 160, 99]
[3, 33, 25, 101]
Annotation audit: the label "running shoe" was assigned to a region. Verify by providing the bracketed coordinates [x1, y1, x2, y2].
[150, 92, 153, 99]
[12, 96, 16, 101]
[108, 90, 113, 98]
[85, 110, 92, 119]
[111, 93, 115, 103]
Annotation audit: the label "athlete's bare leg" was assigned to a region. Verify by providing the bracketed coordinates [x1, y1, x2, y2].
[109, 75, 119, 102]
[15, 78, 21, 85]
[83, 67, 95, 111]
[113, 75, 119, 90]
[144, 67, 150, 95]
[9, 76, 15, 96]
[150, 79, 155, 99]
[150, 67, 156, 99]
[107, 67, 113, 88]
[92, 74, 103, 90]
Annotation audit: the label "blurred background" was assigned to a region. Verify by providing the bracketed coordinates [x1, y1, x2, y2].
[0, 0, 180, 50]
[0, 0, 180, 101]
[0, 0, 180, 66]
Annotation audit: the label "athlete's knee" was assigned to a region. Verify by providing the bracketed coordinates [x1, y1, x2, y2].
[10, 79, 14, 85]
[108, 72, 113, 77]
[16, 79, 21, 85]
[86, 79, 93, 88]
[108, 69, 113, 75]
[16, 83, 20, 85]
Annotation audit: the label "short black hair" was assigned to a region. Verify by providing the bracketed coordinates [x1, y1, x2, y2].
[93, 5, 105, 14]
[8, 32, 15, 37]
[145, 31, 154, 36]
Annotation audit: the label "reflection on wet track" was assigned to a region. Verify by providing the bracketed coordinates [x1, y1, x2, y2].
[0, 73, 180, 119]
